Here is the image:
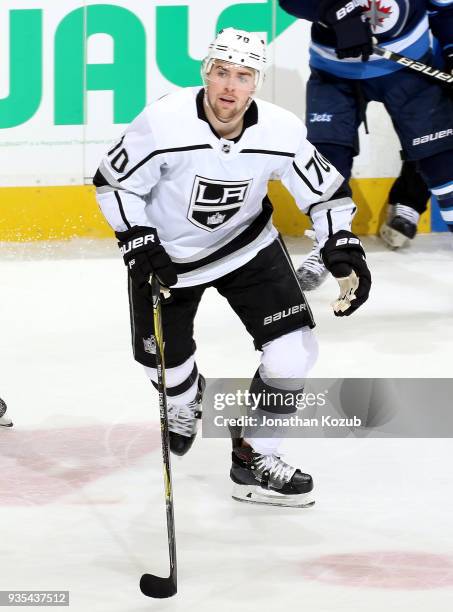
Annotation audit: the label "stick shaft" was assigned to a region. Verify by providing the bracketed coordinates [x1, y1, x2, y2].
[373, 44, 453, 88]
[150, 275, 177, 584]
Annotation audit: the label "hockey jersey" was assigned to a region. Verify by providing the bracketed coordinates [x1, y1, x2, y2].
[279, 0, 453, 79]
[95, 87, 355, 288]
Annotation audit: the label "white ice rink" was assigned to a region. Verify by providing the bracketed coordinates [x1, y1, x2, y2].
[1, 234, 453, 611]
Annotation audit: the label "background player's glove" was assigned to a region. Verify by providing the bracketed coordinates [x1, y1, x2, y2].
[321, 230, 371, 316]
[318, 0, 373, 61]
[116, 226, 177, 296]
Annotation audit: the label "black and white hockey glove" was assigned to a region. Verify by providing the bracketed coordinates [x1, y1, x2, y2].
[116, 226, 177, 297]
[321, 230, 371, 316]
[318, 0, 373, 61]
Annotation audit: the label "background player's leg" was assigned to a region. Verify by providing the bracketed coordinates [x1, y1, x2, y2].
[0, 397, 13, 428]
[419, 150, 453, 234]
[380, 160, 430, 248]
[380, 62, 453, 239]
[129, 278, 206, 456]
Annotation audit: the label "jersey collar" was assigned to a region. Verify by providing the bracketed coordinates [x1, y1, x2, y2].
[196, 88, 258, 143]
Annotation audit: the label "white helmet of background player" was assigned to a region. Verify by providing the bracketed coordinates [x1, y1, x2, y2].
[201, 28, 267, 92]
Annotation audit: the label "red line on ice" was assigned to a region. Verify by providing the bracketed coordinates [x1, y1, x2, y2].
[0, 423, 160, 506]
[300, 551, 453, 589]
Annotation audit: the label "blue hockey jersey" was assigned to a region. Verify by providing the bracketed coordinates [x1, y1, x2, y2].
[278, 0, 453, 79]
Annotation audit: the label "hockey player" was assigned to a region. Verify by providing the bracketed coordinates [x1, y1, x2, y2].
[0, 397, 13, 428]
[94, 28, 371, 507]
[279, 0, 453, 287]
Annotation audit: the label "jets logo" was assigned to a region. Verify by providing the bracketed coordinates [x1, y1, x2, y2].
[188, 176, 252, 232]
[361, 0, 400, 34]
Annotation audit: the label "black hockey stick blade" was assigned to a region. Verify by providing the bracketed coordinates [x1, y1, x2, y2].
[140, 573, 177, 598]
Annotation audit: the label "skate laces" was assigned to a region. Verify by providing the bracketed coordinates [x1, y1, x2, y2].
[167, 398, 199, 437]
[254, 453, 296, 485]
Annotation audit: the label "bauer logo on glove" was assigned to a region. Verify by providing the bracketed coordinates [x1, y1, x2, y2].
[116, 225, 178, 297]
[119, 233, 156, 256]
[335, 0, 361, 21]
[335, 236, 361, 247]
[321, 230, 371, 316]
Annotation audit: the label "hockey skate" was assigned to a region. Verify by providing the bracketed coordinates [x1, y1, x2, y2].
[230, 445, 314, 508]
[168, 374, 205, 456]
[379, 204, 418, 249]
[0, 398, 13, 428]
[296, 231, 328, 291]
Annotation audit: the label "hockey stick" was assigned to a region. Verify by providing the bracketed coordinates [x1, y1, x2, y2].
[373, 44, 453, 89]
[139, 275, 177, 599]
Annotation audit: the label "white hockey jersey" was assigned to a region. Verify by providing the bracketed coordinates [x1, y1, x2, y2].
[95, 87, 356, 287]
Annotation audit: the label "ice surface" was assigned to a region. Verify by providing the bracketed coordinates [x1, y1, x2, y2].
[1, 234, 452, 611]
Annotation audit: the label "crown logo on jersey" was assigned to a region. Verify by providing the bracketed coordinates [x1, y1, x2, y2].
[207, 212, 227, 225]
[188, 175, 253, 232]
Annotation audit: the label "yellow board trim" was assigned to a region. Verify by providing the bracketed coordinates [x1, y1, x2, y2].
[0, 180, 430, 241]
[269, 178, 431, 236]
[0, 186, 113, 241]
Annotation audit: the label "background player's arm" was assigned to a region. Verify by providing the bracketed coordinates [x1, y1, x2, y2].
[279, 0, 372, 61]
[278, 0, 318, 21]
[428, 1, 453, 73]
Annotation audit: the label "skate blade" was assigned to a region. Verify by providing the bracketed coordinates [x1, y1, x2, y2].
[379, 223, 409, 249]
[232, 484, 315, 508]
[0, 421, 13, 428]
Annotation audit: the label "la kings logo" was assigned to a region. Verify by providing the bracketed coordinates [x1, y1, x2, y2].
[188, 175, 252, 231]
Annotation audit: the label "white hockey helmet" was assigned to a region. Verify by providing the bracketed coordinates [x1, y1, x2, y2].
[202, 28, 267, 91]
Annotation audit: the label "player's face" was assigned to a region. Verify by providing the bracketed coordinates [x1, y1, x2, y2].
[205, 62, 256, 123]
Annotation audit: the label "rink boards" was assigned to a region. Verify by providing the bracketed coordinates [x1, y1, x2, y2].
[0, 1, 445, 240]
[0, 180, 432, 241]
